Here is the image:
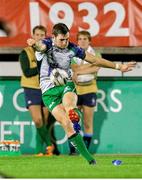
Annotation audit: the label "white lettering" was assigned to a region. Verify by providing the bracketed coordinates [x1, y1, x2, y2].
[96, 89, 109, 112]
[79, 2, 99, 36]
[49, 2, 74, 29]
[0, 121, 12, 141]
[0, 121, 34, 144]
[13, 88, 27, 112]
[0, 91, 3, 108]
[14, 121, 31, 143]
[110, 89, 122, 112]
[104, 2, 129, 37]
[29, 2, 40, 34]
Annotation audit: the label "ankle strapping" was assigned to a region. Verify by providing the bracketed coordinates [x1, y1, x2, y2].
[68, 109, 80, 123]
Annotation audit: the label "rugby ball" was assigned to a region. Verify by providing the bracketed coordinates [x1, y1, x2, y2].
[50, 68, 68, 86]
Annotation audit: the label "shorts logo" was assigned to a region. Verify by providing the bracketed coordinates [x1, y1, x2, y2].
[64, 86, 71, 93]
[91, 98, 96, 106]
[70, 142, 77, 148]
[27, 100, 32, 104]
[49, 101, 55, 109]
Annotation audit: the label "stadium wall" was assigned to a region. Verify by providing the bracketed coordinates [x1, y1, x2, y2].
[0, 78, 142, 154]
[1, 0, 142, 155]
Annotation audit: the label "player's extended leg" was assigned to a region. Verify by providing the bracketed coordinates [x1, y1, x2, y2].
[52, 93, 96, 165]
[63, 92, 81, 132]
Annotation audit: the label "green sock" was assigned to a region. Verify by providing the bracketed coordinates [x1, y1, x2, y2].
[69, 133, 94, 162]
[35, 129, 44, 154]
[37, 125, 52, 146]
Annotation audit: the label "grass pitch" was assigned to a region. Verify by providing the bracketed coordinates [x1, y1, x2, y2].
[0, 154, 142, 178]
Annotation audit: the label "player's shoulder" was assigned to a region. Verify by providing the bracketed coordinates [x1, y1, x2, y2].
[68, 42, 85, 59]
[42, 37, 52, 49]
[68, 42, 79, 49]
[19, 47, 30, 56]
[68, 42, 84, 53]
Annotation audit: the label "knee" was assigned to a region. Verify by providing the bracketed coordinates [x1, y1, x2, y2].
[33, 116, 43, 128]
[63, 92, 77, 111]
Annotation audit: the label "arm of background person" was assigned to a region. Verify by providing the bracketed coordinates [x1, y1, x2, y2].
[19, 50, 38, 77]
[71, 63, 99, 74]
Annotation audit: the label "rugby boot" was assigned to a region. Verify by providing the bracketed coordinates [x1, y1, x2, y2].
[45, 144, 54, 156]
[89, 159, 97, 165]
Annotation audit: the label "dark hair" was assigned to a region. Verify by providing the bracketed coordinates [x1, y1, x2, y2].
[32, 25, 47, 35]
[77, 31, 91, 41]
[52, 23, 69, 36]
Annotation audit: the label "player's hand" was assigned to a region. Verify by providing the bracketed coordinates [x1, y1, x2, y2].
[27, 38, 36, 46]
[35, 40, 46, 52]
[120, 61, 136, 72]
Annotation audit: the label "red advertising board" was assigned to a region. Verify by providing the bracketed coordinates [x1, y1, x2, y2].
[0, 0, 142, 47]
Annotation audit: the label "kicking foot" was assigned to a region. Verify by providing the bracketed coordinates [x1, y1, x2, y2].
[89, 159, 96, 165]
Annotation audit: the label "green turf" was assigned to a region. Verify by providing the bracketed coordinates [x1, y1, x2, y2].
[0, 154, 142, 178]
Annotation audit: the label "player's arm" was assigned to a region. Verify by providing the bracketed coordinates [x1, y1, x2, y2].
[71, 63, 98, 74]
[84, 51, 136, 72]
[71, 64, 99, 83]
[19, 50, 38, 77]
[71, 54, 100, 76]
